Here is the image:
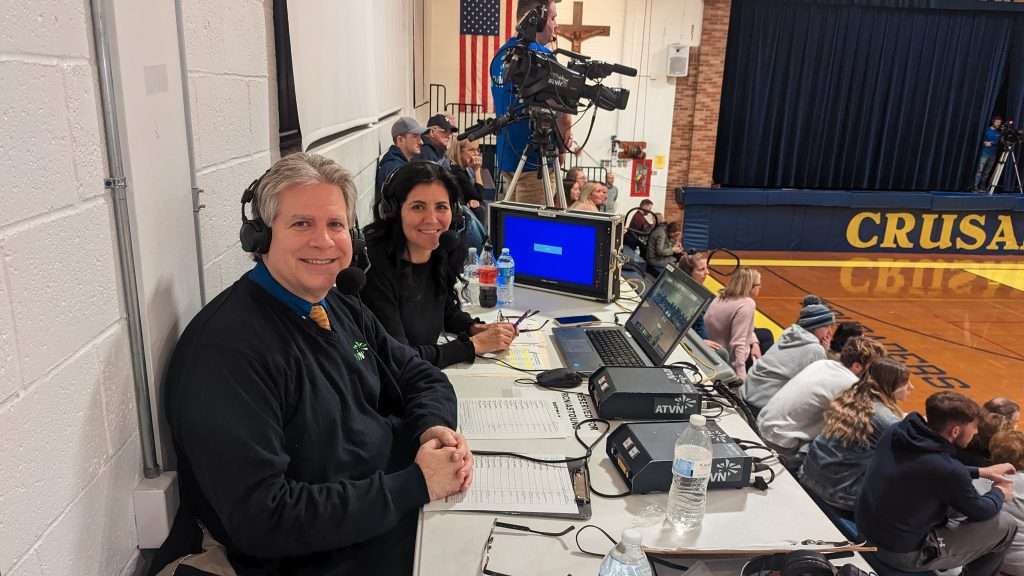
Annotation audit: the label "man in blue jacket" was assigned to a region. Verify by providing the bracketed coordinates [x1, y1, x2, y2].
[857, 391, 1017, 576]
[374, 116, 427, 216]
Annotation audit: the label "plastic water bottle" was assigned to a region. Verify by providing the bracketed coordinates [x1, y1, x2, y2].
[665, 414, 713, 530]
[496, 248, 515, 306]
[597, 529, 653, 576]
[478, 244, 498, 308]
[463, 247, 480, 305]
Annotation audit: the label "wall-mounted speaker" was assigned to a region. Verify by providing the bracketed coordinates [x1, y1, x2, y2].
[667, 43, 690, 78]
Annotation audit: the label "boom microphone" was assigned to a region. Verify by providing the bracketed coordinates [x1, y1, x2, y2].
[439, 230, 460, 252]
[335, 267, 367, 295]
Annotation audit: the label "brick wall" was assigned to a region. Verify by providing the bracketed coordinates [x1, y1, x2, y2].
[666, 0, 732, 225]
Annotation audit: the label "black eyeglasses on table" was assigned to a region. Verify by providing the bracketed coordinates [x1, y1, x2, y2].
[479, 518, 574, 576]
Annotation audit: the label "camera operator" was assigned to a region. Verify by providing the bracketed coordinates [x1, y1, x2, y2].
[974, 116, 1003, 192]
[490, 0, 575, 206]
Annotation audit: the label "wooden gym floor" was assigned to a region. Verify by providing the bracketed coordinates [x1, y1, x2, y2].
[704, 252, 1024, 415]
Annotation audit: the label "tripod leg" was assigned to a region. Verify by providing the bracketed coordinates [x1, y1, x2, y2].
[551, 156, 568, 209]
[987, 149, 1010, 195]
[501, 147, 533, 202]
[1012, 150, 1024, 194]
[539, 159, 555, 208]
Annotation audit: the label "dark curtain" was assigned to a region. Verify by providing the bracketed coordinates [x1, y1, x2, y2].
[714, 0, 1014, 191]
[996, 17, 1024, 191]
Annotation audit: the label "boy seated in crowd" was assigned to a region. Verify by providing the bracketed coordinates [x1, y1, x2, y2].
[858, 391, 1017, 576]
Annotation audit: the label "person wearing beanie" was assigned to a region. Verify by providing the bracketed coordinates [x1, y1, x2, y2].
[743, 295, 837, 412]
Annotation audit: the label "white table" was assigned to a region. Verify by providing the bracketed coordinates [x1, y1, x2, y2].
[414, 285, 866, 576]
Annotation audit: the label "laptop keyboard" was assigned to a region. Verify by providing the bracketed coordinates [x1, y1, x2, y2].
[586, 329, 646, 367]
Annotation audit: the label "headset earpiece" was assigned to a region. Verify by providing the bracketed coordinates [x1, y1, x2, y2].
[239, 172, 272, 254]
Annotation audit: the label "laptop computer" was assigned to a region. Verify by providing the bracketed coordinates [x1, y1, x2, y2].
[551, 264, 714, 373]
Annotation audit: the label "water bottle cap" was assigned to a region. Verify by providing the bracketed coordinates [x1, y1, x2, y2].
[469, 247, 477, 254]
[689, 414, 706, 427]
[620, 528, 643, 546]
[501, 247, 510, 255]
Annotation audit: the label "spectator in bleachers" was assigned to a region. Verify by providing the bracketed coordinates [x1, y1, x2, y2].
[566, 166, 587, 189]
[448, 138, 488, 225]
[569, 182, 606, 212]
[645, 221, 683, 277]
[374, 117, 427, 217]
[602, 172, 618, 213]
[758, 336, 887, 468]
[982, 431, 1024, 575]
[742, 295, 835, 413]
[987, 397, 1022, 429]
[830, 321, 865, 357]
[417, 114, 457, 168]
[960, 398, 1022, 467]
[858, 391, 1017, 576]
[704, 267, 762, 380]
[800, 358, 910, 513]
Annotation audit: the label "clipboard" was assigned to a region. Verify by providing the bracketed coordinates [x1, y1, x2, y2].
[423, 456, 592, 520]
[501, 458, 592, 521]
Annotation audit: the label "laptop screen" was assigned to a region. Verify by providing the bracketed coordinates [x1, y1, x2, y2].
[625, 265, 712, 365]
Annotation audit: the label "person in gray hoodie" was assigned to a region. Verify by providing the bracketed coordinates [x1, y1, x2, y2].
[743, 295, 836, 413]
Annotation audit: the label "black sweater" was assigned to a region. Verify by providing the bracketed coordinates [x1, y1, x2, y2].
[163, 275, 456, 575]
[856, 413, 1003, 552]
[362, 242, 477, 368]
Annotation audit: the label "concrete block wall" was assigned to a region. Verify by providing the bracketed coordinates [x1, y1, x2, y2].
[181, 0, 274, 296]
[0, 2, 141, 575]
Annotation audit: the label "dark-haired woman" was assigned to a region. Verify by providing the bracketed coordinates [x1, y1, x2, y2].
[363, 162, 517, 368]
[800, 358, 912, 514]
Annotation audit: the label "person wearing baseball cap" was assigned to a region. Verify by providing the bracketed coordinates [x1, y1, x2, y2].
[743, 294, 837, 414]
[417, 114, 458, 168]
[374, 117, 428, 214]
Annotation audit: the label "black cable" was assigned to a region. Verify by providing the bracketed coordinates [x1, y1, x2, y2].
[475, 354, 547, 374]
[762, 267, 1024, 363]
[706, 247, 741, 276]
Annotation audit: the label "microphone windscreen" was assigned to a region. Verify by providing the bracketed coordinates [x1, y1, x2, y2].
[335, 267, 367, 295]
[439, 230, 460, 252]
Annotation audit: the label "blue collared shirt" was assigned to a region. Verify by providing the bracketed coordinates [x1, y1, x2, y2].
[247, 262, 328, 320]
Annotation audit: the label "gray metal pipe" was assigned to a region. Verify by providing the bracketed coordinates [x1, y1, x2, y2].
[174, 0, 208, 305]
[89, 0, 160, 479]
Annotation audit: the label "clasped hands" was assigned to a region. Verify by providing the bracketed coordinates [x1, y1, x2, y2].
[417, 425, 475, 501]
[980, 462, 1017, 499]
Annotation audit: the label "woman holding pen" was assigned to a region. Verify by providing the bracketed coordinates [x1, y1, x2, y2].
[362, 162, 518, 368]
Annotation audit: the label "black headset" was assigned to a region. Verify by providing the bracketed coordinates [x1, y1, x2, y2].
[376, 161, 463, 224]
[239, 170, 367, 264]
[741, 550, 868, 576]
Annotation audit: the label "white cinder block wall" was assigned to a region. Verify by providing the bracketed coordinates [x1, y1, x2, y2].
[1, 0, 276, 574]
[181, 0, 274, 296]
[0, 2, 142, 576]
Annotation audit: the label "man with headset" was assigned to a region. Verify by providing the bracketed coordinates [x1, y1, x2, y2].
[156, 153, 473, 575]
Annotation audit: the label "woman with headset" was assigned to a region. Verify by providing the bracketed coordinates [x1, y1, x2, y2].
[362, 162, 518, 368]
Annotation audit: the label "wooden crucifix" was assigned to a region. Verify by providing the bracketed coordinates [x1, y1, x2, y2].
[555, 2, 610, 53]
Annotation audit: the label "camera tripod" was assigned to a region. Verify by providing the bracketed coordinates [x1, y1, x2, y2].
[499, 106, 569, 208]
[986, 140, 1024, 195]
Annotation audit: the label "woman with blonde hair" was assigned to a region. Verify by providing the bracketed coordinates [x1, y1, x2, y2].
[569, 182, 606, 212]
[703, 267, 762, 379]
[801, 358, 912, 514]
[447, 138, 492, 224]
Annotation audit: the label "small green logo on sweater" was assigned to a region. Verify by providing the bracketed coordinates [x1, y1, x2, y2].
[352, 340, 368, 361]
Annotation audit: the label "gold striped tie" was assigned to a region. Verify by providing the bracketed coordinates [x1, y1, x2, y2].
[309, 304, 331, 331]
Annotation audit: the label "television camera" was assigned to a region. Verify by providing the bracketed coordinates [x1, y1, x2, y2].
[459, 5, 637, 207]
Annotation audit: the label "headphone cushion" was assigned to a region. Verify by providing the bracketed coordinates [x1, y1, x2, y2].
[240, 219, 271, 254]
[782, 551, 835, 576]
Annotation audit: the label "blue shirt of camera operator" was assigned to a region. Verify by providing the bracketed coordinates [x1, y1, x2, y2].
[490, 37, 554, 173]
[980, 120, 1002, 158]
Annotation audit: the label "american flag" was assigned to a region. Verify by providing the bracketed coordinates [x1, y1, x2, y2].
[460, 0, 514, 112]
